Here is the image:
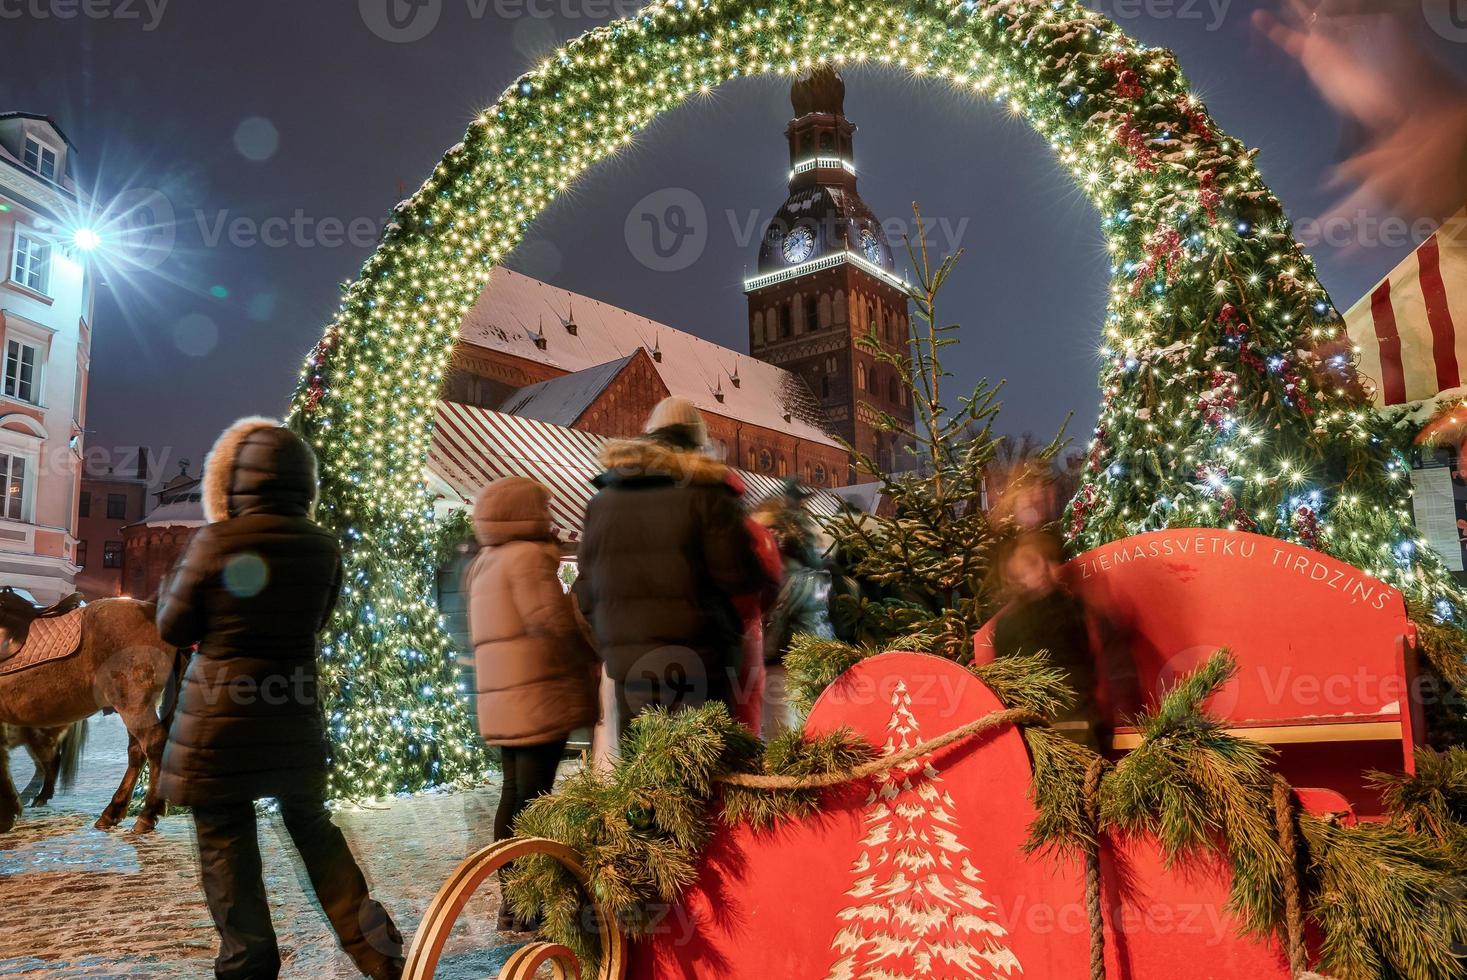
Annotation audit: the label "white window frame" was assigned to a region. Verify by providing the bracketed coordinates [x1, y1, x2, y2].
[3, 337, 43, 405]
[11, 228, 52, 296]
[0, 448, 35, 523]
[22, 135, 59, 182]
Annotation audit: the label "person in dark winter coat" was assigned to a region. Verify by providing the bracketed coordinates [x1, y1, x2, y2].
[464, 476, 598, 930]
[989, 530, 1102, 751]
[754, 487, 836, 736]
[575, 398, 773, 732]
[156, 417, 403, 980]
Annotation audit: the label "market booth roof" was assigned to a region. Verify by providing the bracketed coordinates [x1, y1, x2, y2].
[1343, 207, 1467, 409]
[427, 400, 842, 544]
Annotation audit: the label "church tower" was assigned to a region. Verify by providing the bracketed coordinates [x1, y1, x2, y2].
[745, 67, 915, 475]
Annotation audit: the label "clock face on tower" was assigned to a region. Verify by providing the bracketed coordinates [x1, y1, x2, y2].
[782, 226, 815, 264]
[858, 228, 882, 264]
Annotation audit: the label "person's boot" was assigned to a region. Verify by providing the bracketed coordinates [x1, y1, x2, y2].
[495, 905, 541, 933]
[365, 956, 405, 980]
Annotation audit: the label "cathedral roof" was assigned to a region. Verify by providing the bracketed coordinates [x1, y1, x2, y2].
[791, 66, 845, 117]
[755, 184, 895, 276]
[458, 268, 839, 447]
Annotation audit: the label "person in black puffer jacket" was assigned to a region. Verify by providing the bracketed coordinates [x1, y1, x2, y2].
[576, 398, 772, 734]
[156, 417, 403, 980]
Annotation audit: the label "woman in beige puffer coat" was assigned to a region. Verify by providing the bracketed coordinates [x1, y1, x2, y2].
[466, 478, 598, 866]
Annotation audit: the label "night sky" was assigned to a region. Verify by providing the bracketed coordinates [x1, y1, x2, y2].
[3, 1, 1459, 480]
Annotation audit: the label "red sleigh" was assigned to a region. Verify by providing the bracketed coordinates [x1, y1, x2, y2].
[405, 530, 1428, 979]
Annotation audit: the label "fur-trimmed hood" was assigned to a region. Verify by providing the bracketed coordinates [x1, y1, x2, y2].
[595, 437, 731, 489]
[202, 417, 319, 523]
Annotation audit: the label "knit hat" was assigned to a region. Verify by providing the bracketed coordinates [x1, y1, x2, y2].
[643, 397, 709, 449]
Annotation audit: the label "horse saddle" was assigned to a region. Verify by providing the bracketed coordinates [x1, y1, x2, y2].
[0, 590, 84, 675]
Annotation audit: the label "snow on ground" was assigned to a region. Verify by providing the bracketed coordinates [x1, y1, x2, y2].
[1, 713, 528, 978]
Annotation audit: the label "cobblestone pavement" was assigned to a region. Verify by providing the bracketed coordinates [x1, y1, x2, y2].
[0, 714, 529, 978]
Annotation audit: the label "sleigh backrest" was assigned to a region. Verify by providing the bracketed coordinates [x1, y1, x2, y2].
[974, 529, 1424, 814]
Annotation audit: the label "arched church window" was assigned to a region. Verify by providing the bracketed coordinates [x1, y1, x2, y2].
[820, 375, 830, 399]
[819, 131, 834, 152]
[888, 377, 898, 403]
[805, 295, 818, 332]
[758, 449, 773, 473]
[856, 362, 866, 391]
[777, 456, 787, 477]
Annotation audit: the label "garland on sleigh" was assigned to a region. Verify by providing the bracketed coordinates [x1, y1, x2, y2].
[504, 644, 1467, 979]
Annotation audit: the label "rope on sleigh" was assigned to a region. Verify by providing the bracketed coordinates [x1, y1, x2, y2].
[713, 707, 1045, 790]
[1084, 756, 1109, 980]
[1273, 775, 1314, 980]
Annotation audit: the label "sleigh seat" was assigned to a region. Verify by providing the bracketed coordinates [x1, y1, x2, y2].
[974, 529, 1426, 817]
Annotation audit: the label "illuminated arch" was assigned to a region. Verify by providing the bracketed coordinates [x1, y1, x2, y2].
[287, 0, 1453, 795]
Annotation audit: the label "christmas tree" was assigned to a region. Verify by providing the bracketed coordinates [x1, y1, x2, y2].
[826, 206, 1066, 657]
[824, 680, 1022, 979]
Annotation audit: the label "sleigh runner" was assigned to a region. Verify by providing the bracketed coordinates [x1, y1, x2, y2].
[403, 531, 1464, 980]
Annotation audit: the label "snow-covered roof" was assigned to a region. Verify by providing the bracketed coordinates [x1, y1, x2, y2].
[129, 498, 205, 529]
[829, 481, 885, 513]
[500, 354, 642, 427]
[459, 268, 840, 448]
[428, 400, 843, 542]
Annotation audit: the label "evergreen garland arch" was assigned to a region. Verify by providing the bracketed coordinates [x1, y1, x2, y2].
[288, 0, 1462, 797]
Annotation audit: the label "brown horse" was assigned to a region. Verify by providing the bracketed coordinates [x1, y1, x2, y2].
[0, 598, 184, 835]
[2, 717, 87, 808]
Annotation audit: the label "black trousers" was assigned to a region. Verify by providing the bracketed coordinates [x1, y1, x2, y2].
[494, 738, 567, 841]
[191, 796, 403, 980]
[615, 658, 734, 739]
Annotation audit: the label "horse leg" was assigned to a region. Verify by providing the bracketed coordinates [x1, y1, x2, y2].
[18, 742, 45, 804]
[127, 719, 167, 835]
[0, 740, 20, 833]
[96, 733, 143, 831]
[25, 730, 62, 808]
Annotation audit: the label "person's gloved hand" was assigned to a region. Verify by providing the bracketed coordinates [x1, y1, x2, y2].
[1254, 0, 1467, 228]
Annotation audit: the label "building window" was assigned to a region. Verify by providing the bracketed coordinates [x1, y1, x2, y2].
[820, 375, 831, 399]
[804, 295, 818, 332]
[79, 492, 90, 518]
[813, 463, 828, 486]
[106, 493, 128, 520]
[781, 303, 793, 339]
[758, 449, 773, 473]
[777, 456, 787, 477]
[856, 362, 866, 391]
[888, 377, 899, 403]
[23, 136, 59, 181]
[76, 540, 87, 568]
[4, 340, 41, 403]
[12, 231, 51, 294]
[103, 541, 123, 569]
[0, 452, 30, 521]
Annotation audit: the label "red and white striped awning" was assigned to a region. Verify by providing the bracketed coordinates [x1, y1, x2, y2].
[1344, 208, 1467, 407]
[427, 400, 840, 542]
